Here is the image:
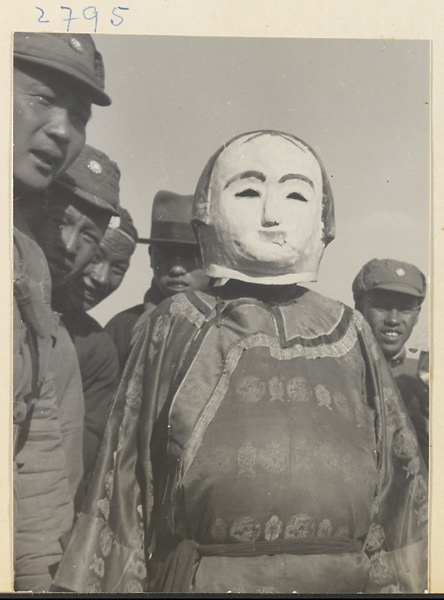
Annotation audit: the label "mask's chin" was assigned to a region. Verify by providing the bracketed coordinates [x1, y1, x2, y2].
[198, 224, 325, 285]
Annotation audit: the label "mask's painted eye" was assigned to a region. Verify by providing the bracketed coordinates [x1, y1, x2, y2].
[235, 188, 261, 198]
[287, 192, 308, 202]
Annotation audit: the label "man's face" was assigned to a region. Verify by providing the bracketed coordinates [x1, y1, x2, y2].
[13, 63, 92, 194]
[30, 189, 109, 288]
[150, 243, 211, 298]
[74, 229, 134, 311]
[208, 134, 323, 274]
[359, 289, 421, 360]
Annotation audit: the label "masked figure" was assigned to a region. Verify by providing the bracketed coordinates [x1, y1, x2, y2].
[55, 131, 427, 594]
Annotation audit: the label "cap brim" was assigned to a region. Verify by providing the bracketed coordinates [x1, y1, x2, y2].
[371, 282, 425, 298]
[55, 180, 119, 216]
[137, 237, 199, 245]
[14, 52, 111, 106]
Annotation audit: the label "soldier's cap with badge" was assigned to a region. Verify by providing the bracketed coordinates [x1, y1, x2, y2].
[107, 206, 138, 249]
[14, 32, 111, 106]
[51, 145, 120, 216]
[138, 191, 198, 245]
[352, 258, 427, 302]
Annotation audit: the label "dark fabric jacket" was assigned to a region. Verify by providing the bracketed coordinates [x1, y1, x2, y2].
[62, 310, 119, 490]
[105, 279, 165, 372]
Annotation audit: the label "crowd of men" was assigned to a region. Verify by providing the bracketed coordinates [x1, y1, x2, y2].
[13, 33, 429, 593]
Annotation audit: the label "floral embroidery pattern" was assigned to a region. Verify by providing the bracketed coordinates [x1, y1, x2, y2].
[269, 377, 285, 402]
[284, 514, 316, 538]
[117, 364, 144, 453]
[151, 314, 171, 343]
[381, 584, 402, 593]
[286, 377, 312, 403]
[97, 498, 109, 521]
[369, 550, 396, 585]
[235, 376, 266, 403]
[99, 527, 114, 557]
[334, 525, 350, 539]
[317, 519, 333, 537]
[238, 441, 257, 474]
[403, 457, 420, 478]
[409, 475, 428, 505]
[393, 428, 418, 460]
[415, 503, 428, 525]
[333, 391, 353, 421]
[105, 469, 114, 499]
[230, 517, 261, 542]
[128, 560, 147, 580]
[210, 518, 227, 542]
[383, 387, 407, 433]
[170, 294, 206, 327]
[89, 554, 105, 578]
[264, 516, 283, 541]
[208, 514, 357, 546]
[259, 440, 289, 473]
[128, 520, 145, 552]
[314, 385, 332, 409]
[364, 523, 385, 553]
[124, 580, 144, 593]
[86, 580, 102, 593]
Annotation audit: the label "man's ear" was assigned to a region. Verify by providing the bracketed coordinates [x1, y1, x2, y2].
[414, 304, 422, 326]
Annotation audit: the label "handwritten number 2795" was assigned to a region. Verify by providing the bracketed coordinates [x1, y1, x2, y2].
[35, 6, 129, 31]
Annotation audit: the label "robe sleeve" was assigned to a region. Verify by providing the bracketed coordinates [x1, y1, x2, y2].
[53, 299, 200, 593]
[357, 318, 428, 593]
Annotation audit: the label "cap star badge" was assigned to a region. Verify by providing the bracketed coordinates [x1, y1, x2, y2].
[395, 268, 406, 277]
[87, 159, 103, 175]
[69, 37, 83, 53]
[108, 216, 121, 229]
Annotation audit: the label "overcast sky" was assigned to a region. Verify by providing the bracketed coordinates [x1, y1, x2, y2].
[85, 36, 430, 348]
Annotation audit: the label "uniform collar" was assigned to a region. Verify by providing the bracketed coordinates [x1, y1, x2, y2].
[388, 346, 406, 369]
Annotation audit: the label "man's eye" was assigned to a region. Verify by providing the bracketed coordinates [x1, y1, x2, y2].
[235, 188, 261, 198]
[287, 192, 308, 202]
[35, 94, 55, 106]
[82, 231, 100, 244]
[112, 266, 126, 276]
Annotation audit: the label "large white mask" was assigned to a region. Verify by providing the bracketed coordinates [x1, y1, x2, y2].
[193, 131, 335, 284]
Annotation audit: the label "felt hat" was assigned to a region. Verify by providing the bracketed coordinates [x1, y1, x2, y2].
[138, 190, 198, 245]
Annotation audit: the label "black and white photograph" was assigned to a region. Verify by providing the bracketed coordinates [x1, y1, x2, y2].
[12, 31, 430, 593]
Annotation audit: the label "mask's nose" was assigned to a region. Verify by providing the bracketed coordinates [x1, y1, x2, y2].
[262, 193, 280, 227]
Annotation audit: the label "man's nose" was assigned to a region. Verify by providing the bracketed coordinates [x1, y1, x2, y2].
[385, 308, 401, 325]
[262, 194, 281, 227]
[90, 262, 110, 287]
[44, 106, 71, 144]
[169, 262, 187, 277]
[60, 228, 79, 258]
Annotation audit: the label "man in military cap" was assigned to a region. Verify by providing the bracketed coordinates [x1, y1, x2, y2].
[53, 199, 138, 492]
[28, 145, 122, 499]
[105, 190, 211, 371]
[352, 258, 429, 463]
[13, 33, 110, 591]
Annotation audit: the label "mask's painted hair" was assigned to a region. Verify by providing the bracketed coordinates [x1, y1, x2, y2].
[193, 130, 335, 246]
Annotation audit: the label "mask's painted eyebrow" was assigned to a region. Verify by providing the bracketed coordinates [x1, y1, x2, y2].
[278, 173, 314, 188]
[224, 170, 266, 189]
